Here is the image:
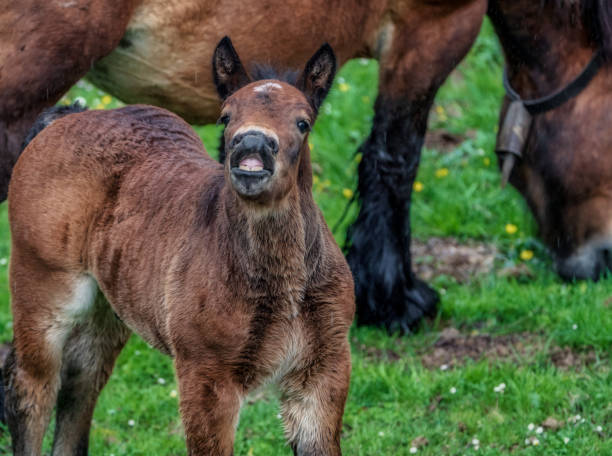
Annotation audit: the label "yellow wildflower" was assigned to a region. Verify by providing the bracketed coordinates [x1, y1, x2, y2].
[309, 142, 314, 151]
[338, 83, 350, 92]
[435, 106, 445, 116]
[483, 157, 491, 166]
[520, 249, 534, 261]
[413, 181, 424, 192]
[101, 95, 112, 105]
[505, 223, 518, 235]
[313, 175, 320, 185]
[95, 103, 105, 110]
[435, 168, 449, 178]
[342, 188, 353, 199]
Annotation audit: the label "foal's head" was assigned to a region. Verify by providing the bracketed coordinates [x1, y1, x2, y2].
[212, 37, 336, 204]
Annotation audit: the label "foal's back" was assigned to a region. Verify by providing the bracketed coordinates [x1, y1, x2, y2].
[9, 105, 224, 351]
[10, 105, 219, 269]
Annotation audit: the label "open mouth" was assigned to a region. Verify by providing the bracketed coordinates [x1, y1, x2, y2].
[238, 155, 265, 172]
[229, 151, 274, 197]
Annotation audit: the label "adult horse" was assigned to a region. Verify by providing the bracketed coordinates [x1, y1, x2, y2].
[1, 0, 611, 331]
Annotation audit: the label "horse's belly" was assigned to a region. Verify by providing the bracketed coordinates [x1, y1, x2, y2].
[87, 0, 376, 125]
[87, 4, 221, 124]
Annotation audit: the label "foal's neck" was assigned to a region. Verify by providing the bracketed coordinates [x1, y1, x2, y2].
[225, 186, 316, 295]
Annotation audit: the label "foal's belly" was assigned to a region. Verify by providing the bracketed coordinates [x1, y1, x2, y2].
[87, 0, 376, 124]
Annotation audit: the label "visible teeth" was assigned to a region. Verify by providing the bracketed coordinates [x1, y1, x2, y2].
[239, 164, 264, 171]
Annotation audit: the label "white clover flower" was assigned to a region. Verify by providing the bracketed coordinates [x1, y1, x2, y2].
[535, 426, 543, 434]
[572, 324, 578, 330]
[157, 377, 166, 385]
[528, 423, 535, 431]
[440, 364, 449, 371]
[170, 390, 177, 398]
[563, 437, 570, 444]
[472, 438, 480, 446]
[450, 387, 457, 394]
[128, 419, 135, 427]
[596, 425, 603, 432]
[378, 431, 385, 437]
[0, 258, 7, 266]
[493, 383, 506, 393]
[409, 447, 417, 454]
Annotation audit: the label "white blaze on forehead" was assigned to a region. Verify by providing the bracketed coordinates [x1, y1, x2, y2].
[233, 125, 279, 144]
[253, 82, 283, 93]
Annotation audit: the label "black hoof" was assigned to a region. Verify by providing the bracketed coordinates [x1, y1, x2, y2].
[347, 244, 439, 333]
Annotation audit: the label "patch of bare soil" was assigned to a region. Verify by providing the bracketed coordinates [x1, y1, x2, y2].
[420, 327, 538, 368]
[419, 327, 603, 370]
[354, 328, 604, 371]
[424, 130, 464, 153]
[412, 237, 498, 283]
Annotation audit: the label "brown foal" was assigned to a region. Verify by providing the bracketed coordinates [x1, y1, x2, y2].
[3, 38, 354, 455]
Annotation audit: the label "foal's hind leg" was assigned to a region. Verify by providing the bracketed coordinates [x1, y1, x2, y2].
[51, 292, 130, 455]
[4, 266, 97, 455]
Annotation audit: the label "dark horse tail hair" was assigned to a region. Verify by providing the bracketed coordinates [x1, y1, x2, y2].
[21, 102, 88, 151]
[0, 343, 13, 423]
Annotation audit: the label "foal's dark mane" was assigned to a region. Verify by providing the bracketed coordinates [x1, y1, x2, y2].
[249, 64, 300, 86]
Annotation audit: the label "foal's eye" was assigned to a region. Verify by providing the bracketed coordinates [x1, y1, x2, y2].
[217, 114, 230, 126]
[297, 120, 310, 134]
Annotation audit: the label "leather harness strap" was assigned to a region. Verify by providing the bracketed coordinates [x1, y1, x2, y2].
[503, 49, 604, 115]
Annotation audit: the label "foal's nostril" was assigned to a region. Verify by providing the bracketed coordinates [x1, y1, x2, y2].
[265, 136, 278, 154]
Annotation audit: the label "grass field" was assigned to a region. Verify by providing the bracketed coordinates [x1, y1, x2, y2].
[0, 20, 610, 454]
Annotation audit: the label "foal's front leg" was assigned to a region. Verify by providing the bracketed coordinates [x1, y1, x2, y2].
[280, 341, 351, 456]
[175, 358, 242, 456]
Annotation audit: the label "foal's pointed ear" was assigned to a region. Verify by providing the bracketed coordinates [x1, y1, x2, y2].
[212, 36, 251, 100]
[297, 43, 337, 112]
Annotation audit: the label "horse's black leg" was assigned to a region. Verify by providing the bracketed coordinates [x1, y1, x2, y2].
[347, 95, 438, 332]
[347, 0, 487, 332]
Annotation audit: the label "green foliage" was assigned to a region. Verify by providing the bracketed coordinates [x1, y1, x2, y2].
[0, 19, 609, 455]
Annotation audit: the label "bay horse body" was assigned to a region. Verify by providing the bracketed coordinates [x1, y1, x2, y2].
[2, 0, 611, 332]
[3, 40, 354, 455]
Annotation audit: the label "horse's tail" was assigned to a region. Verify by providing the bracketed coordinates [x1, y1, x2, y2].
[21, 102, 88, 151]
[0, 343, 13, 423]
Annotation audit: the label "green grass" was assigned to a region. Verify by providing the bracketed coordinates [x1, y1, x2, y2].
[0, 20, 610, 454]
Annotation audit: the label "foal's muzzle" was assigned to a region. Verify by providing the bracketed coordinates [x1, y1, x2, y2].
[229, 131, 277, 197]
